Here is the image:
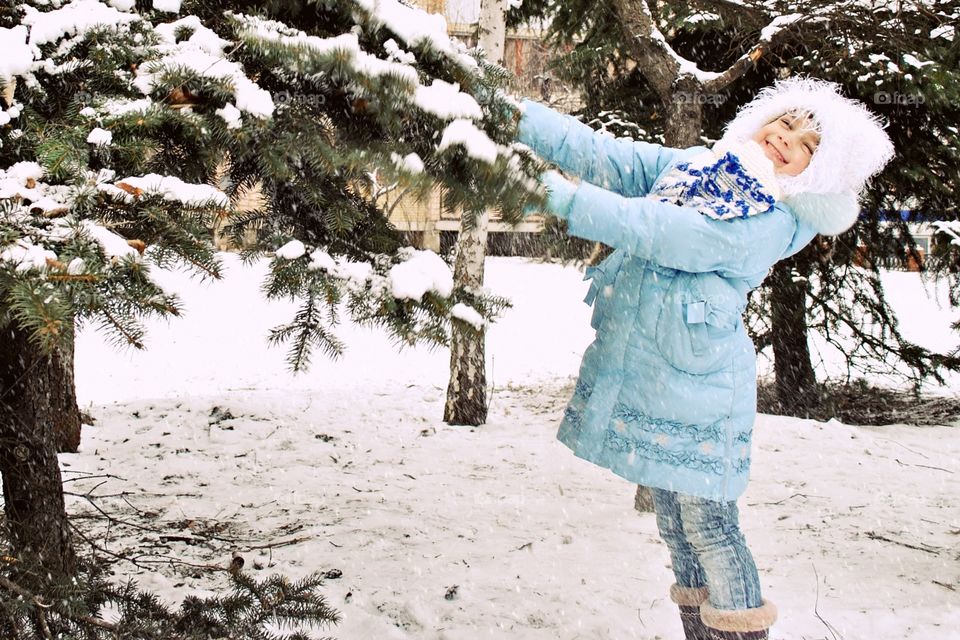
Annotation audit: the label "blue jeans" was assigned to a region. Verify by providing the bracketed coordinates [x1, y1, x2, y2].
[651, 487, 763, 611]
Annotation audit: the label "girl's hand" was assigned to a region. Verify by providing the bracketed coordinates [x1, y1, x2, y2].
[526, 170, 576, 219]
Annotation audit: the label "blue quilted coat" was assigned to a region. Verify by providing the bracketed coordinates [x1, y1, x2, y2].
[518, 101, 819, 501]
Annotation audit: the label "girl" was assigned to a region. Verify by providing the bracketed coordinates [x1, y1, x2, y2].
[515, 77, 894, 639]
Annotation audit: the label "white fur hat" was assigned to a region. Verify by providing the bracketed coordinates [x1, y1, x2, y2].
[719, 77, 895, 235]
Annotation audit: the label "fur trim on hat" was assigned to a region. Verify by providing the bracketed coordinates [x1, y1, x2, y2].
[700, 599, 778, 633]
[720, 77, 895, 198]
[669, 583, 710, 607]
[783, 190, 861, 236]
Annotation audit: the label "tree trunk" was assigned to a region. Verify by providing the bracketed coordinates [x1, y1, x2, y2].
[769, 255, 819, 415]
[0, 324, 78, 585]
[51, 327, 81, 454]
[444, 0, 505, 427]
[444, 208, 490, 426]
[663, 77, 704, 148]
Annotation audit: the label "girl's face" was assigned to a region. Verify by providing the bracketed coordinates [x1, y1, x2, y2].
[751, 112, 820, 176]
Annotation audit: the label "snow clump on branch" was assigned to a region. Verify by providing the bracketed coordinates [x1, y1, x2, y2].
[135, 15, 274, 118]
[438, 120, 498, 164]
[351, 0, 479, 71]
[97, 174, 230, 208]
[389, 248, 454, 301]
[20, 0, 138, 46]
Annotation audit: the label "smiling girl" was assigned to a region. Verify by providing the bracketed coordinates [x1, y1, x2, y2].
[515, 78, 894, 639]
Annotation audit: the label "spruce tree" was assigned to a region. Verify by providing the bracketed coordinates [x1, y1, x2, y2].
[1, 0, 542, 599]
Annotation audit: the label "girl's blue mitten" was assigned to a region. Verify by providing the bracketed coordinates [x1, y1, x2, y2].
[536, 170, 576, 220]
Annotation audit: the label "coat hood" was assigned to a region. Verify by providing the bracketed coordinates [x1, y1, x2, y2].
[782, 191, 860, 237]
[718, 77, 895, 234]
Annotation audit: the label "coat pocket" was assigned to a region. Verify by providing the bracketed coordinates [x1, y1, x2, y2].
[655, 272, 743, 375]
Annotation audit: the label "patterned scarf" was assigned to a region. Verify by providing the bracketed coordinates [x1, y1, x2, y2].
[584, 142, 784, 310]
[649, 140, 781, 220]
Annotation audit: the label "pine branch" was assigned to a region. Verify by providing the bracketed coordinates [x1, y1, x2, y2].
[268, 290, 347, 371]
[5, 280, 74, 354]
[95, 307, 145, 350]
[0, 574, 117, 632]
[687, 0, 770, 24]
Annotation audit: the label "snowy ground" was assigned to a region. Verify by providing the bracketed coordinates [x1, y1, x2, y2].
[65, 255, 960, 639]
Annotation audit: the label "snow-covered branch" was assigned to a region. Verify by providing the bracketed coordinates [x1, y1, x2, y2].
[609, 0, 701, 98]
[933, 221, 960, 248]
[611, 0, 812, 99]
[703, 13, 807, 93]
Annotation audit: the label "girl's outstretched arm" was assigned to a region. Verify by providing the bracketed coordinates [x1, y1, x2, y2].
[541, 171, 814, 279]
[517, 100, 687, 197]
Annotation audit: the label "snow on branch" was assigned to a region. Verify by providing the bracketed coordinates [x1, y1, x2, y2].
[388, 248, 454, 301]
[610, 0, 720, 97]
[267, 240, 490, 363]
[0, 236, 59, 272]
[235, 14, 419, 86]
[134, 15, 275, 118]
[80, 220, 140, 258]
[0, 26, 33, 81]
[2, 0, 141, 86]
[20, 0, 138, 46]
[933, 221, 960, 248]
[272, 240, 464, 314]
[233, 13, 488, 125]
[703, 12, 806, 93]
[686, 0, 769, 23]
[438, 119, 498, 164]
[0, 163, 139, 271]
[759, 13, 803, 40]
[930, 23, 954, 41]
[614, 0, 813, 97]
[350, 0, 478, 71]
[414, 80, 484, 121]
[451, 302, 486, 329]
[97, 174, 230, 208]
[231, 13, 504, 165]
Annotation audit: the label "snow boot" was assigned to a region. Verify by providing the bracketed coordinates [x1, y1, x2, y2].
[669, 583, 711, 640]
[700, 599, 777, 640]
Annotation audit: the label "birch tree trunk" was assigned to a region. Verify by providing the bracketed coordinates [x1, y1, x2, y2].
[443, 0, 506, 426]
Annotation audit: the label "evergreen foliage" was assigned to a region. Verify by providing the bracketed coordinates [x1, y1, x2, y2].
[1, 0, 545, 370]
[1, 556, 339, 639]
[0, 0, 543, 627]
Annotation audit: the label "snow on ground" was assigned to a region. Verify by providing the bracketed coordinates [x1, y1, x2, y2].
[67, 255, 959, 639]
[74, 255, 595, 404]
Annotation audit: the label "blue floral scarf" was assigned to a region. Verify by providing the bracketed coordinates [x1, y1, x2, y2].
[649, 141, 780, 220]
